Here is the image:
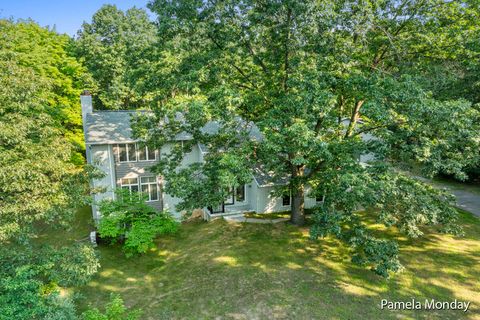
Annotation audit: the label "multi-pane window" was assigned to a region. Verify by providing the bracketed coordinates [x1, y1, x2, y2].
[282, 194, 291, 206]
[116, 143, 156, 162]
[140, 177, 159, 201]
[116, 143, 136, 162]
[120, 178, 139, 193]
[137, 145, 156, 161]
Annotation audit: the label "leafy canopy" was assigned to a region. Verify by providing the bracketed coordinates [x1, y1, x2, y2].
[0, 19, 93, 164]
[75, 5, 157, 110]
[0, 21, 100, 318]
[133, 0, 480, 276]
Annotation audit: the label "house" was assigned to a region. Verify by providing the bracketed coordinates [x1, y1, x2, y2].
[82, 92, 326, 221]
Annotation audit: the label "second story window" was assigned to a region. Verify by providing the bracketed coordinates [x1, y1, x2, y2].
[138, 145, 157, 161]
[116, 143, 137, 162]
[116, 143, 156, 162]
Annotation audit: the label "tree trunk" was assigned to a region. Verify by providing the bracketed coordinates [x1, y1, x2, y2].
[290, 165, 305, 226]
[290, 184, 305, 226]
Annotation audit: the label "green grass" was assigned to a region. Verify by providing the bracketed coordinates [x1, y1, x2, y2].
[243, 211, 291, 220]
[44, 207, 480, 319]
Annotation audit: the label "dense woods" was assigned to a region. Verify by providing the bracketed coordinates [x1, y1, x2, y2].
[0, 1, 479, 318]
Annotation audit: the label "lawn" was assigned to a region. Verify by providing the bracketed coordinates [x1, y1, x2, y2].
[44, 207, 480, 319]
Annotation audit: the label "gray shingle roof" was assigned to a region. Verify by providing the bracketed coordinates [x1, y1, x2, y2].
[85, 111, 263, 145]
[253, 165, 289, 187]
[85, 111, 137, 144]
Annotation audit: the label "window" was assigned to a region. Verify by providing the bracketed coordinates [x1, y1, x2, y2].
[235, 185, 245, 202]
[138, 145, 156, 161]
[118, 144, 127, 162]
[120, 178, 138, 193]
[128, 143, 137, 162]
[282, 194, 291, 206]
[225, 185, 246, 205]
[141, 176, 159, 201]
[116, 143, 136, 162]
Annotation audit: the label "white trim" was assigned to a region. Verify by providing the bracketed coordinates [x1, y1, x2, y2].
[116, 143, 137, 163]
[315, 195, 325, 203]
[137, 144, 157, 162]
[120, 177, 139, 193]
[140, 176, 160, 202]
[281, 194, 291, 207]
[108, 145, 116, 200]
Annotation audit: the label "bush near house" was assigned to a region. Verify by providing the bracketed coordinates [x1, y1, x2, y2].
[97, 189, 179, 257]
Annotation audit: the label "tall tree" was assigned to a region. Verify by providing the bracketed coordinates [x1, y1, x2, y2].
[135, 0, 480, 275]
[75, 5, 157, 110]
[0, 19, 93, 164]
[0, 42, 98, 319]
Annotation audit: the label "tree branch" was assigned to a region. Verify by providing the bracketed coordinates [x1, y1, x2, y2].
[345, 100, 364, 138]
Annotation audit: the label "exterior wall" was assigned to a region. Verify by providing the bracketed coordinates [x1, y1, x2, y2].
[88, 142, 203, 221]
[89, 144, 116, 221]
[254, 186, 290, 213]
[159, 142, 203, 219]
[247, 181, 258, 213]
[253, 184, 321, 214]
[88, 140, 322, 219]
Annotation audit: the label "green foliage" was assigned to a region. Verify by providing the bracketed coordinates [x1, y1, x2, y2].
[82, 294, 141, 320]
[0, 21, 100, 317]
[0, 58, 92, 241]
[47, 243, 100, 287]
[98, 189, 179, 256]
[75, 5, 156, 109]
[0, 266, 77, 320]
[132, 0, 480, 275]
[0, 19, 93, 163]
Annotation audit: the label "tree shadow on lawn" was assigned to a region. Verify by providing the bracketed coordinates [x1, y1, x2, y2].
[75, 216, 479, 320]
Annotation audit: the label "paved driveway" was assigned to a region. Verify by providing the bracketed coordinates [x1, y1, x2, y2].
[414, 176, 480, 217]
[447, 188, 480, 217]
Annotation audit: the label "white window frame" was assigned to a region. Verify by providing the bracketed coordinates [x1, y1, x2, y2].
[315, 195, 325, 203]
[137, 144, 157, 162]
[120, 177, 139, 193]
[282, 194, 291, 206]
[140, 176, 160, 202]
[116, 143, 137, 163]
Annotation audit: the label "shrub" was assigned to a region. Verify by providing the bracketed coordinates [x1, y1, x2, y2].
[82, 294, 141, 320]
[97, 189, 179, 256]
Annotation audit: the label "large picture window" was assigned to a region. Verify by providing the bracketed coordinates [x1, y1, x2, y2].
[141, 176, 159, 201]
[120, 178, 138, 193]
